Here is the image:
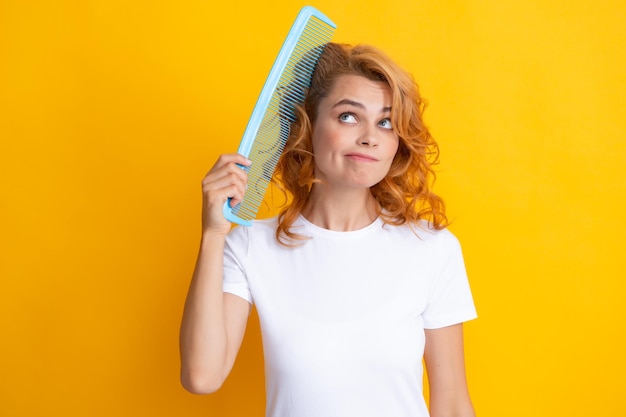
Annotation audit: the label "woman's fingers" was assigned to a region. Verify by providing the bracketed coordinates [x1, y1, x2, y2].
[200, 154, 251, 232]
[205, 154, 251, 177]
[203, 155, 249, 187]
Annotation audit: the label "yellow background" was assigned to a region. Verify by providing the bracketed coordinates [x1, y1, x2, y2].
[1, 0, 625, 416]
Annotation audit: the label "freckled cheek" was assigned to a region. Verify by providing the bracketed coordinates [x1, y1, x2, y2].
[382, 138, 400, 160]
[312, 127, 344, 156]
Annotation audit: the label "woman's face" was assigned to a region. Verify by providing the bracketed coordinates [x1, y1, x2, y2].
[311, 74, 399, 191]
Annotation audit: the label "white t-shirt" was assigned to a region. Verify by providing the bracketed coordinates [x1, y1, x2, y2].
[223, 215, 477, 417]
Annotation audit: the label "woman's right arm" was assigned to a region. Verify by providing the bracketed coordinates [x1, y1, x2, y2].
[179, 153, 252, 394]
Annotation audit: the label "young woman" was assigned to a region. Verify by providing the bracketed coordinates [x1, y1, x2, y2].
[180, 43, 477, 417]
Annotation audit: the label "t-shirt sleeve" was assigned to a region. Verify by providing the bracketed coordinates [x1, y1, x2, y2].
[422, 230, 477, 329]
[223, 225, 253, 304]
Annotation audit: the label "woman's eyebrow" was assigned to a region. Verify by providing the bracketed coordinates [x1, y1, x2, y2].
[332, 99, 364, 109]
[332, 99, 392, 113]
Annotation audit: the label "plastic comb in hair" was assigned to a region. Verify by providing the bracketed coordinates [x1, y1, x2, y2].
[223, 6, 336, 226]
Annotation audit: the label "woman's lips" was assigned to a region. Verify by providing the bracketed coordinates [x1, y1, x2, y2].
[345, 153, 379, 162]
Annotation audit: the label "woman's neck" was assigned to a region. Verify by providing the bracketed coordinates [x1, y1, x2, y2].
[301, 186, 379, 231]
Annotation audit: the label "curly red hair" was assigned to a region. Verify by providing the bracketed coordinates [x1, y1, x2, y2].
[273, 42, 448, 244]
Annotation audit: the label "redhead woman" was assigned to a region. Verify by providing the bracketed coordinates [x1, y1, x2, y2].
[180, 42, 477, 417]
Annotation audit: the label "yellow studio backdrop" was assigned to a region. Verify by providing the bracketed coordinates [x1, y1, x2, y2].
[1, 0, 624, 415]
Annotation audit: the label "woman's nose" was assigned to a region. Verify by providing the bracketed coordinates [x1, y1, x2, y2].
[358, 124, 379, 147]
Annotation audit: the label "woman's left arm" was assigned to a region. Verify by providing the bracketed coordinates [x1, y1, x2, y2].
[424, 323, 476, 417]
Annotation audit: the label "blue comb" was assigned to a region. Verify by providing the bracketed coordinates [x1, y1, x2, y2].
[223, 6, 336, 226]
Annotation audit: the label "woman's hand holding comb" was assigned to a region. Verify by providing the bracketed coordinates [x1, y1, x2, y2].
[200, 153, 251, 235]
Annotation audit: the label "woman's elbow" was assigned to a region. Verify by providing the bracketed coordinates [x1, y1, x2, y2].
[180, 369, 225, 395]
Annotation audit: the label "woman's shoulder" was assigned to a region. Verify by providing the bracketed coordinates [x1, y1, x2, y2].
[227, 215, 280, 243]
[384, 220, 461, 249]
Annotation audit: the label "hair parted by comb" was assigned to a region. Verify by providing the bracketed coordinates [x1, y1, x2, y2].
[273, 42, 448, 245]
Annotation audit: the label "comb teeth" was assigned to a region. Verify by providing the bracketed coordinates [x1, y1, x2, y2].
[230, 13, 335, 223]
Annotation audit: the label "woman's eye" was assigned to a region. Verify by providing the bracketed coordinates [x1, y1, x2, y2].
[379, 118, 393, 130]
[339, 112, 357, 124]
